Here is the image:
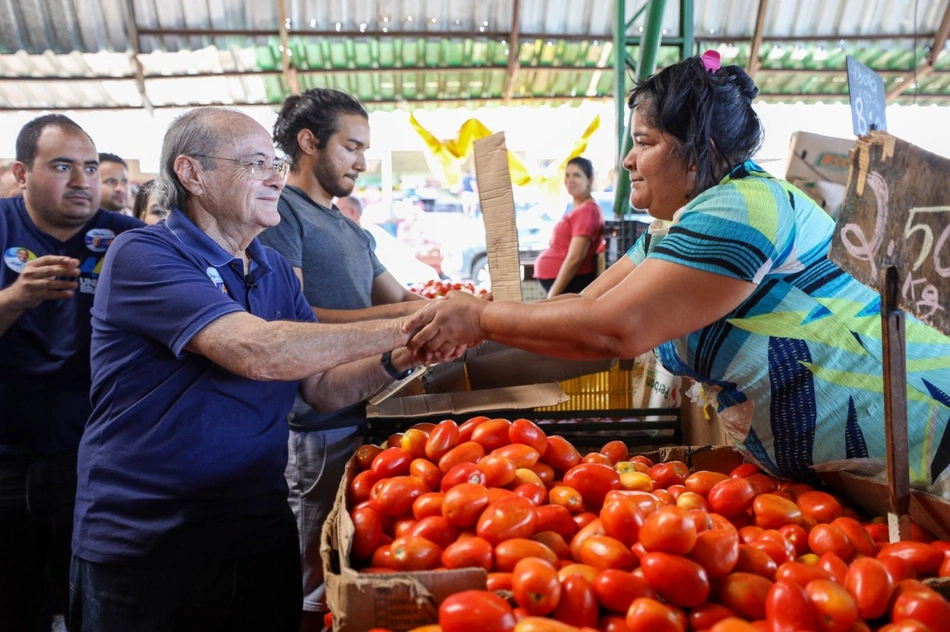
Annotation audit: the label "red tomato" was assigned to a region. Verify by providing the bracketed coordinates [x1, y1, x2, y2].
[509, 419, 549, 456]
[494, 538, 558, 572]
[738, 525, 765, 544]
[777, 523, 810, 557]
[375, 476, 428, 517]
[890, 586, 950, 632]
[808, 523, 854, 560]
[400, 428, 429, 459]
[568, 518, 605, 562]
[572, 511, 598, 533]
[471, 418, 512, 452]
[442, 482, 490, 527]
[599, 492, 645, 547]
[410, 516, 458, 550]
[577, 535, 637, 571]
[551, 574, 598, 628]
[486, 572, 513, 591]
[441, 537, 493, 571]
[600, 441, 629, 465]
[592, 568, 655, 614]
[804, 579, 858, 632]
[424, 420, 459, 462]
[864, 522, 890, 543]
[441, 462, 487, 492]
[750, 536, 793, 567]
[719, 572, 774, 620]
[371, 542, 394, 569]
[844, 556, 894, 620]
[512, 558, 561, 616]
[350, 506, 383, 561]
[690, 527, 740, 578]
[457, 416, 491, 443]
[598, 614, 634, 632]
[638, 505, 698, 555]
[624, 598, 685, 632]
[355, 444, 383, 470]
[879, 553, 917, 583]
[532, 531, 570, 561]
[765, 580, 817, 632]
[493, 444, 542, 469]
[688, 603, 735, 631]
[371, 447, 413, 478]
[540, 435, 582, 475]
[439, 441, 486, 474]
[796, 490, 844, 524]
[389, 535, 442, 571]
[439, 590, 516, 632]
[548, 485, 585, 513]
[512, 482, 547, 506]
[730, 463, 761, 478]
[477, 454, 518, 488]
[529, 462, 556, 488]
[412, 491, 444, 520]
[348, 469, 378, 506]
[640, 551, 711, 608]
[774, 560, 833, 588]
[409, 458, 442, 491]
[646, 461, 690, 489]
[476, 496, 538, 545]
[685, 470, 729, 496]
[535, 504, 576, 541]
[709, 618, 758, 632]
[707, 477, 756, 517]
[818, 552, 849, 584]
[581, 452, 611, 466]
[752, 494, 803, 530]
[878, 541, 945, 576]
[561, 463, 621, 510]
[746, 473, 779, 496]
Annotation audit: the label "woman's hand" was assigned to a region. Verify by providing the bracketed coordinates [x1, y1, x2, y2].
[404, 290, 487, 359]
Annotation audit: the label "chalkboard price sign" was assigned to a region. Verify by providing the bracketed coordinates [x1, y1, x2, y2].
[846, 56, 887, 136]
[830, 132, 950, 336]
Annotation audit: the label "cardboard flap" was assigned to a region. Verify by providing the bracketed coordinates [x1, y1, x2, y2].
[366, 382, 568, 418]
[474, 132, 522, 303]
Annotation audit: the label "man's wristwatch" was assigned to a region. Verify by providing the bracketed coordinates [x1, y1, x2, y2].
[381, 351, 413, 380]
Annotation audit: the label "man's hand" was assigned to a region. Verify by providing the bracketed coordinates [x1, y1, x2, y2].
[404, 290, 487, 360]
[4, 256, 80, 309]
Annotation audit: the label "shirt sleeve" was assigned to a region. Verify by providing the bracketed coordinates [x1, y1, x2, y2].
[258, 198, 304, 268]
[92, 232, 247, 359]
[646, 180, 790, 284]
[569, 200, 604, 242]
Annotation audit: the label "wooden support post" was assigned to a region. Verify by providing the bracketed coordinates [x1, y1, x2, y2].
[881, 266, 911, 542]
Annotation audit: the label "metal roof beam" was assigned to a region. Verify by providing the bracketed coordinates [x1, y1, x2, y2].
[746, 0, 769, 79]
[124, 0, 153, 114]
[276, 0, 299, 95]
[886, 2, 950, 101]
[503, 0, 523, 104]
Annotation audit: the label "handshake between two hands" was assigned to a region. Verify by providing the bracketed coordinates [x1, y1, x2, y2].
[402, 289, 491, 366]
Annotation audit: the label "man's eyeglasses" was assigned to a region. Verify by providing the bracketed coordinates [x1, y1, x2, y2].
[191, 155, 290, 180]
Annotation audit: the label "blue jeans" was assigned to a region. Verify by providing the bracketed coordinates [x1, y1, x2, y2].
[0, 452, 76, 632]
[68, 528, 301, 632]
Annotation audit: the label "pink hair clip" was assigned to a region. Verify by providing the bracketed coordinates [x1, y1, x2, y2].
[701, 50, 721, 73]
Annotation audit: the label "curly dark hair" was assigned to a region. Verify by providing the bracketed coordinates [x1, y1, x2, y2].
[272, 89, 368, 170]
[628, 55, 763, 193]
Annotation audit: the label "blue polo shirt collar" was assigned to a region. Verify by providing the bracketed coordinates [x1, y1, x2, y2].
[163, 208, 274, 281]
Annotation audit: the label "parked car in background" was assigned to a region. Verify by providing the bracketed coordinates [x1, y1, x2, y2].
[364, 223, 441, 287]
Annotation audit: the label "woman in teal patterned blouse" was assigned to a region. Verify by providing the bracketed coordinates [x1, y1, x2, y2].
[407, 53, 950, 496]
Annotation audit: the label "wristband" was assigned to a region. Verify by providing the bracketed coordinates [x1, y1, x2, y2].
[381, 350, 413, 380]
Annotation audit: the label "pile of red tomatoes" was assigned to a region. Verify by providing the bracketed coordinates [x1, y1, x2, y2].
[409, 279, 490, 299]
[342, 416, 950, 632]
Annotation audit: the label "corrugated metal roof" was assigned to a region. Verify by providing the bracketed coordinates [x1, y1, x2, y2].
[0, 0, 947, 111]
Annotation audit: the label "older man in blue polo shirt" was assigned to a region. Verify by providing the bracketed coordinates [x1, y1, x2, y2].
[67, 108, 453, 632]
[0, 114, 142, 631]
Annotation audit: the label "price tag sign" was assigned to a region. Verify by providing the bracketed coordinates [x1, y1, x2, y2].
[846, 56, 887, 136]
[829, 132, 950, 336]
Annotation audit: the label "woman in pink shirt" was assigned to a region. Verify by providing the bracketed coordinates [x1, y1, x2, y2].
[533, 157, 605, 297]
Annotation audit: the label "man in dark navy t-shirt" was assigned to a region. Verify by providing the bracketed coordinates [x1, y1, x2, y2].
[67, 108, 461, 632]
[0, 114, 142, 631]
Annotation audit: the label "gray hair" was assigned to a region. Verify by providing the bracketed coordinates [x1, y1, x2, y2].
[155, 108, 222, 211]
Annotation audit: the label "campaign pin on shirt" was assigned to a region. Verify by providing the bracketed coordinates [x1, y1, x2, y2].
[3, 246, 36, 273]
[84, 228, 116, 253]
[206, 266, 228, 294]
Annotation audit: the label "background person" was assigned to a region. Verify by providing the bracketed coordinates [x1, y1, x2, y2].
[406, 53, 950, 497]
[262, 88, 428, 631]
[97, 152, 133, 215]
[0, 162, 22, 197]
[0, 114, 142, 631]
[532, 156, 605, 298]
[68, 107, 453, 632]
[336, 194, 376, 250]
[132, 178, 168, 225]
